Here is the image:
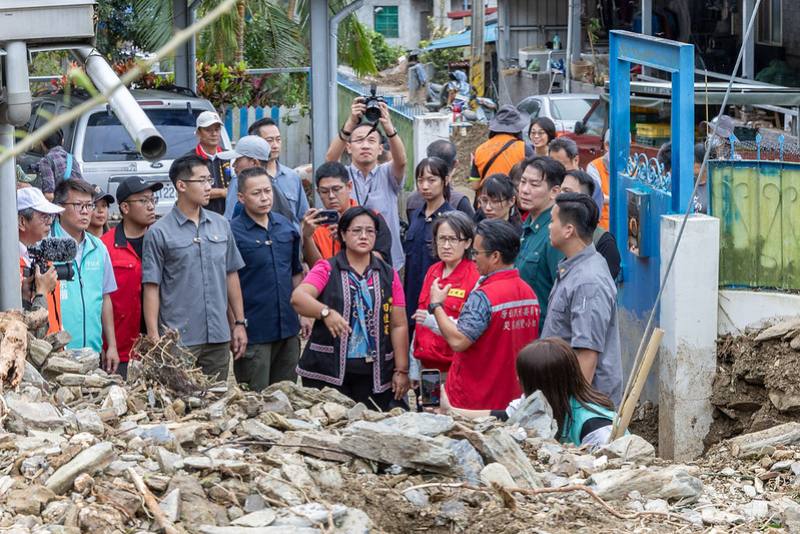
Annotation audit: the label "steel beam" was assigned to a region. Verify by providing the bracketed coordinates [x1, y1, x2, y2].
[741, 0, 755, 79]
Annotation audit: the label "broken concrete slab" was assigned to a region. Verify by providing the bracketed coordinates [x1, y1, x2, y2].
[278, 431, 350, 463]
[381, 412, 455, 437]
[5, 392, 64, 431]
[588, 465, 703, 502]
[45, 441, 115, 494]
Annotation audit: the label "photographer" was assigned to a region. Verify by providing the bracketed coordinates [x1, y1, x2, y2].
[325, 96, 407, 270]
[17, 188, 63, 335]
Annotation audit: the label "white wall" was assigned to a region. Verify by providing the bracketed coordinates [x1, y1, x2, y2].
[718, 289, 800, 335]
[356, 0, 431, 51]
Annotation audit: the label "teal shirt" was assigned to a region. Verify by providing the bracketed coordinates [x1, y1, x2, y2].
[561, 397, 616, 446]
[515, 207, 564, 328]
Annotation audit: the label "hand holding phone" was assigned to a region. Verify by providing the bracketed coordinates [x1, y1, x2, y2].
[315, 209, 340, 225]
[420, 369, 442, 407]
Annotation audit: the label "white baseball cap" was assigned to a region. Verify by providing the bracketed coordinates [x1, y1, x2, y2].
[196, 111, 224, 130]
[17, 187, 64, 214]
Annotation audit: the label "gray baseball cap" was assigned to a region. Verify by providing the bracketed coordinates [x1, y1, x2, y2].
[218, 135, 271, 162]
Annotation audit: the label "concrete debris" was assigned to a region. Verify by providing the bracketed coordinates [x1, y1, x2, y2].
[1, 310, 798, 532]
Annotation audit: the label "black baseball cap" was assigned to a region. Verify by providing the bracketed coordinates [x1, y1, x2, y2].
[116, 176, 164, 203]
[92, 185, 115, 206]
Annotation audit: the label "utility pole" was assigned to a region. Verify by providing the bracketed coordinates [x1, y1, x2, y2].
[469, 0, 485, 97]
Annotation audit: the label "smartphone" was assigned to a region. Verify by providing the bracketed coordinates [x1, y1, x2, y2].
[316, 209, 340, 225]
[420, 369, 442, 407]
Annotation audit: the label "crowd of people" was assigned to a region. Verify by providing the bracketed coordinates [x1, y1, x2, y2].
[17, 98, 630, 448]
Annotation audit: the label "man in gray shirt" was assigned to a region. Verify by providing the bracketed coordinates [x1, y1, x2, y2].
[142, 154, 247, 381]
[326, 96, 407, 270]
[541, 192, 623, 405]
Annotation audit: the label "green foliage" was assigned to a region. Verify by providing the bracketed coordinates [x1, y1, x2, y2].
[244, 4, 308, 68]
[196, 62, 254, 111]
[96, 0, 139, 59]
[365, 29, 404, 72]
[420, 19, 464, 83]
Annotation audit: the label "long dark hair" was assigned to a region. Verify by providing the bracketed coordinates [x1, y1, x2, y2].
[336, 206, 379, 250]
[516, 338, 615, 439]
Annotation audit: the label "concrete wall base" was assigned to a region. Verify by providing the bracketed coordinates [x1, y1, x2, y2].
[658, 214, 719, 461]
[719, 289, 800, 335]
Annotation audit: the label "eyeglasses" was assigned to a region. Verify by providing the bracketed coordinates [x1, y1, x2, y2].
[34, 212, 55, 223]
[347, 227, 376, 236]
[318, 185, 345, 197]
[478, 196, 510, 208]
[62, 202, 95, 212]
[530, 129, 547, 138]
[180, 177, 214, 184]
[124, 197, 156, 207]
[436, 236, 465, 246]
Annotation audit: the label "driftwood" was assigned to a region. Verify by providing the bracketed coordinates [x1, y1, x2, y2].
[0, 313, 30, 389]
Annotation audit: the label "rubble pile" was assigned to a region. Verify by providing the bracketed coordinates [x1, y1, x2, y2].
[709, 318, 800, 445]
[1, 313, 800, 532]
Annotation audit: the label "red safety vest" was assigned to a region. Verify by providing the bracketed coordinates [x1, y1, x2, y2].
[101, 226, 143, 363]
[414, 259, 481, 372]
[445, 269, 540, 410]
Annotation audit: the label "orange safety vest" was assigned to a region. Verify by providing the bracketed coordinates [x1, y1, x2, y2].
[472, 134, 526, 186]
[589, 156, 610, 231]
[19, 257, 63, 335]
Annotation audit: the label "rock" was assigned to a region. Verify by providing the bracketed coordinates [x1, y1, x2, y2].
[45, 441, 115, 494]
[239, 419, 283, 442]
[231, 509, 277, 527]
[599, 434, 656, 462]
[772, 459, 794, 471]
[101, 385, 128, 416]
[263, 381, 355, 410]
[42, 356, 85, 375]
[505, 391, 558, 439]
[403, 488, 429, 507]
[479, 428, 542, 488]
[256, 472, 305, 506]
[281, 464, 317, 498]
[480, 462, 516, 489]
[313, 467, 344, 489]
[259, 389, 295, 416]
[78, 503, 124, 531]
[727, 422, 800, 458]
[340, 421, 456, 474]
[588, 465, 703, 502]
[75, 409, 104, 435]
[168, 473, 228, 527]
[644, 499, 669, 513]
[44, 330, 72, 351]
[754, 317, 800, 342]
[244, 494, 266, 513]
[740, 500, 769, 521]
[700, 507, 744, 525]
[155, 447, 182, 475]
[200, 527, 318, 534]
[742, 484, 757, 498]
[27, 337, 53, 367]
[5, 486, 55, 516]
[271, 502, 348, 527]
[159, 489, 181, 524]
[768, 389, 800, 413]
[278, 431, 350, 463]
[22, 361, 48, 389]
[435, 436, 484, 484]
[381, 412, 455, 437]
[347, 403, 368, 420]
[440, 499, 467, 520]
[333, 507, 372, 533]
[321, 402, 348, 423]
[73, 473, 94, 495]
[5, 392, 63, 431]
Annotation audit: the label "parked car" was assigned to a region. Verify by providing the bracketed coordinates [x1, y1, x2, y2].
[18, 88, 231, 220]
[516, 93, 601, 134]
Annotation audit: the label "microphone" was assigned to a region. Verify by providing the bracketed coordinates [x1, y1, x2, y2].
[28, 237, 77, 263]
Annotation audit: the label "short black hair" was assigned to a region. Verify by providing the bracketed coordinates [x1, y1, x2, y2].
[315, 161, 350, 186]
[529, 117, 557, 142]
[432, 211, 475, 260]
[248, 117, 277, 136]
[563, 169, 596, 197]
[54, 177, 95, 205]
[337, 206, 380, 248]
[554, 192, 599, 241]
[415, 157, 451, 199]
[520, 156, 565, 189]
[43, 129, 64, 150]
[657, 141, 672, 172]
[479, 173, 515, 201]
[476, 219, 521, 264]
[695, 142, 716, 164]
[548, 137, 579, 159]
[426, 140, 457, 172]
[351, 122, 380, 140]
[238, 166, 270, 192]
[169, 154, 209, 186]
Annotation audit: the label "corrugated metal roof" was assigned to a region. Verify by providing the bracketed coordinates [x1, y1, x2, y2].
[422, 23, 498, 51]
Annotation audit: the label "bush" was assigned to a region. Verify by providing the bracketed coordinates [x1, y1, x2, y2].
[419, 21, 465, 84]
[367, 30, 404, 72]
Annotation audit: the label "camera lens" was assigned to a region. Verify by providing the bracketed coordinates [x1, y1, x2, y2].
[364, 104, 381, 123]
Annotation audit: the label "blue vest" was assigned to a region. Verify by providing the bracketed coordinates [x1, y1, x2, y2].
[561, 397, 617, 446]
[52, 221, 106, 352]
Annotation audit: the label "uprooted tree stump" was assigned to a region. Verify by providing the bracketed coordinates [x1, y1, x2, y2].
[0, 308, 48, 390]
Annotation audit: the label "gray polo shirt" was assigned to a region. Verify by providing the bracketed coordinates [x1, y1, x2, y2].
[142, 205, 245, 347]
[541, 243, 623, 406]
[348, 162, 404, 270]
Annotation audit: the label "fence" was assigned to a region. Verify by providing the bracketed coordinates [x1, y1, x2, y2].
[709, 157, 800, 291]
[222, 105, 311, 169]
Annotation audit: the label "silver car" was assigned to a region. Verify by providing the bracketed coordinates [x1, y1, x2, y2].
[19, 88, 231, 220]
[516, 93, 600, 134]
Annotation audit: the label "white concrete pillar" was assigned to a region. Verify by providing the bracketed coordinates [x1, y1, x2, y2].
[658, 214, 720, 461]
[413, 113, 451, 168]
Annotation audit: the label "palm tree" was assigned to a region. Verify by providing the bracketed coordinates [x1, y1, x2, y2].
[132, 0, 377, 75]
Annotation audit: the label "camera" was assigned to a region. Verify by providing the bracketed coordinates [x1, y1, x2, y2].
[23, 237, 77, 282]
[363, 84, 385, 123]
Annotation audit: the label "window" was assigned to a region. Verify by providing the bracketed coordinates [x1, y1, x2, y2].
[517, 98, 540, 118]
[757, 0, 782, 46]
[374, 6, 399, 38]
[551, 98, 597, 122]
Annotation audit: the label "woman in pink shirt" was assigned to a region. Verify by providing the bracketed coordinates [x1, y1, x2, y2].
[291, 207, 410, 409]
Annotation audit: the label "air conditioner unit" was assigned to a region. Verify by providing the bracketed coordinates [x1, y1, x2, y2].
[0, 1, 95, 44]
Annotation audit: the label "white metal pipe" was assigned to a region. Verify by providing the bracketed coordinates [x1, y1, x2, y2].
[0, 41, 31, 126]
[74, 47, 166, 160]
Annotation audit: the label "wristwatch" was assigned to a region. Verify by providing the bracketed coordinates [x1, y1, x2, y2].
[320, 306, 331, 320]
[234, 319, 248, 328]
[428, 302, 444, 314]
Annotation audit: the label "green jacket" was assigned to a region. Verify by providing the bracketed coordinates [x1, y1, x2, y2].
[561, 397, 616, 446]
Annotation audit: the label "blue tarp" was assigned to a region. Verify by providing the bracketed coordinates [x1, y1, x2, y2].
[422, 23, 497, 51]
